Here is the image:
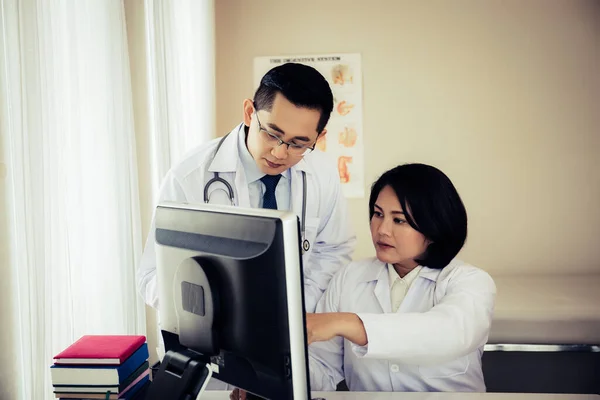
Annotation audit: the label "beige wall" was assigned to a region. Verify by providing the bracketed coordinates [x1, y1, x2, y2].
[215, 0, 600, 276]
[1, 3, 596, 398]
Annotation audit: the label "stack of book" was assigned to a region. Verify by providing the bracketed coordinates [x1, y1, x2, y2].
[51, 335, 150, 400]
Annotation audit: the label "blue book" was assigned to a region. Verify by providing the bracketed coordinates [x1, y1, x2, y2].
[51, 343, 149, 386]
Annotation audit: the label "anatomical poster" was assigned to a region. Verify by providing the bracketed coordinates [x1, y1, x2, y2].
[253, 53, 365, 198]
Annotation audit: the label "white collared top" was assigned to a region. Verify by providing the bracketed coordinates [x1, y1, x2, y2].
[309, 257, 496, 392]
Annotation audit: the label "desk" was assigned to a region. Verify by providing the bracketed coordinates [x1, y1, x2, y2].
[483, 275, 600, 393]
[489, 275, 600, 344]
[201, 392, 600, 400]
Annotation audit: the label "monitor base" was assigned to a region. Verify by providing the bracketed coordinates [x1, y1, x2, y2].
[145, 349, 212, 400]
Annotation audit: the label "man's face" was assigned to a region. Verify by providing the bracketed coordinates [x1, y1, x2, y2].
[243, 93, 325, 175]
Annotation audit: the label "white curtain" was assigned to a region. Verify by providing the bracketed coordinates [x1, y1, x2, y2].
[143, 0, 216, 199]
[0, 1, 146, 399]
[133, 0, 215, 362]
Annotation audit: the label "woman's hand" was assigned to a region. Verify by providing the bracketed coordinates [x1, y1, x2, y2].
[229, 388, 246, 400]
[306, 312, 368, 346]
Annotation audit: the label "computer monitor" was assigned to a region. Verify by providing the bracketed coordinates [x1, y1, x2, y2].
[147, 201, 310, 400]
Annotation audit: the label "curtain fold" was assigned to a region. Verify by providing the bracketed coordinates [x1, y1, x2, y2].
[143, 0, 216, 198]
[136, 0, 216, 361]
[0, 1, 146, 398]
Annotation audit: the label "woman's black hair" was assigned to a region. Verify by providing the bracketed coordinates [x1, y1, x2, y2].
[369, 163, 468, 269]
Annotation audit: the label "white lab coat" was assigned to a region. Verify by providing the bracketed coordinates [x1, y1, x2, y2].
[309, 257, 496, 392]
[136, 123, 356, 313]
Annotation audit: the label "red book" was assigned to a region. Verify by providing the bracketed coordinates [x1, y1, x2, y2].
[53, 335, 146, 365]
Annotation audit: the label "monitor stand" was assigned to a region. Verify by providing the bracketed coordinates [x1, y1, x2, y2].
[145, 350, 212, 400]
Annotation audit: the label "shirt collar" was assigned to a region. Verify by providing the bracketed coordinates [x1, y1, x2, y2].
[238, 125, 291, 183]
[388, 264, 423, 289]
[359, 258, 442, 283]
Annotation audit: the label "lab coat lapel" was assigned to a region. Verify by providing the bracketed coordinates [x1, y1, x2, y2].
[374, 270, 392, 313]
[290, 156, 314, 216]
[207, 124, 241, 174]
[359, 259, 391, 313]
[208, 124, 251, 208]
[397, 278, 429, 313]
[290, 166, 304, 216]
[234, 162, 251, 208]
[397, 267, 442, 313]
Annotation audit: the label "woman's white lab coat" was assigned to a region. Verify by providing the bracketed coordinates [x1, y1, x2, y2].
[309, 257, 496, 392]
[136, 123, 356, 313]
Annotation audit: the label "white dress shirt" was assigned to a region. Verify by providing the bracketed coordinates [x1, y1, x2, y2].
[237, 127, 291, 210]
[388, 265, 422, 313]
[309, 257, 496, 392]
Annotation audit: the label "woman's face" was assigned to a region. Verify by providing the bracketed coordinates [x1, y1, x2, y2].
[370, 185, 430, 271]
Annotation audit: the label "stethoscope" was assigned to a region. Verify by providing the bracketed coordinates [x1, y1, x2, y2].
[203, 133, 311, 254]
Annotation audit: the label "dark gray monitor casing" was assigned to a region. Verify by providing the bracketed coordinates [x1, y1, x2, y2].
[155, 201, 310, 399]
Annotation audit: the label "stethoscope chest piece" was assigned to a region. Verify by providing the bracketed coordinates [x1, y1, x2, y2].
[302, 239, 310, 253]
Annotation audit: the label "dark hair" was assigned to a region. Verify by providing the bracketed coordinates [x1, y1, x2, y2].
[253, 63, 334, 133]
[368, 163, 468, 269]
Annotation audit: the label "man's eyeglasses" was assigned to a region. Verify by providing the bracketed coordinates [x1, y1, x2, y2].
[255, 111, 318, 156]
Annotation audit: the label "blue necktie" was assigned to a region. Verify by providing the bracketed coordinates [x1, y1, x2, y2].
[260, 174, 282, 210]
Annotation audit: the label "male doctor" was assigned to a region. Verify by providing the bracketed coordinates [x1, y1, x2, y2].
[137, 63, 356, 313]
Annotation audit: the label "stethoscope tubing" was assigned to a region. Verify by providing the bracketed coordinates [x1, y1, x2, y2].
[203, 132, 309, 254]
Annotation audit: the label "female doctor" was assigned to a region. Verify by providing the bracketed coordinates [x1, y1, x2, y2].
[307, 163, 496, 392]
[136, 63, 356, 314]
